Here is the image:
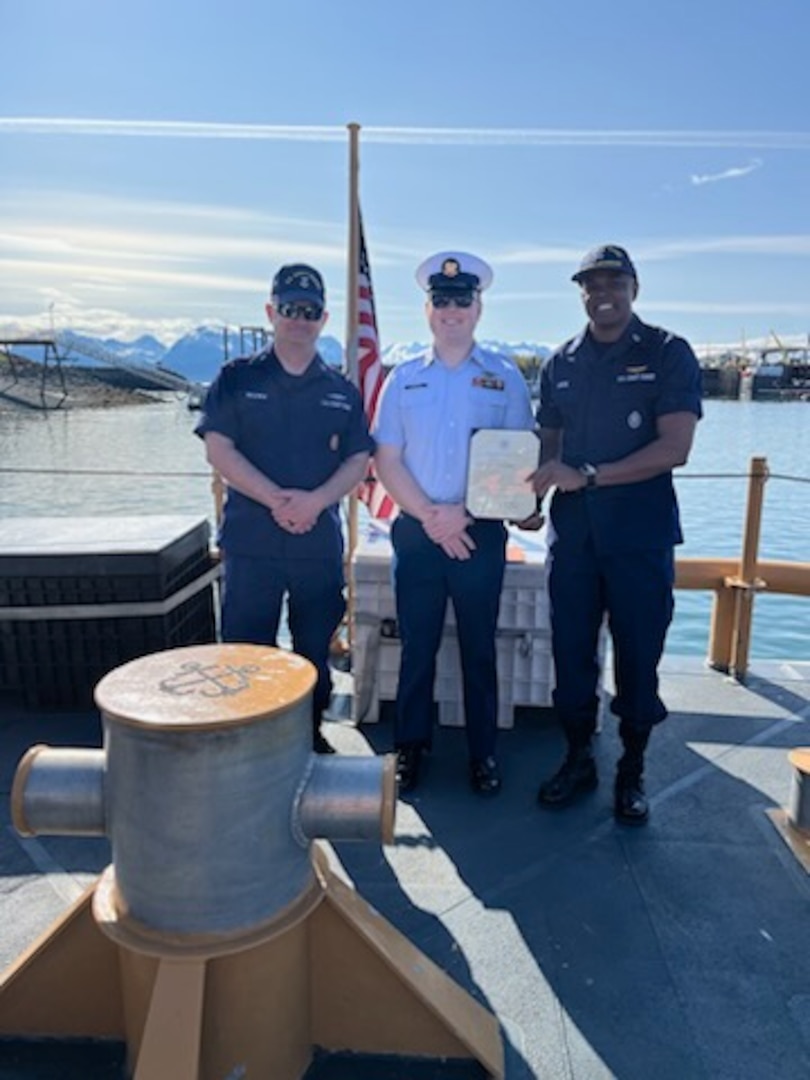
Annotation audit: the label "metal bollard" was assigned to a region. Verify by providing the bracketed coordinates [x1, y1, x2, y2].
[11, 643, 395, 938]
[2, 642, 502, 1080]
[12, 746, 105, 837]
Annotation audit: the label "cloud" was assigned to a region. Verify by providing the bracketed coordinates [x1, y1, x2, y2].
[1, 118, 809, 150]
[492, 235, 810, 268]
[690, 159, 763, 185]
[495, 246, 582, 266]
[0, 255, 267, 294]
[643, 235, 810, 258]
[644, 299, 810, 317]
[0, 189, 412, 268]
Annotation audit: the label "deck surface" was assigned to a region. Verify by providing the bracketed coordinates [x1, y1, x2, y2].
[2, 655, 810, 1079]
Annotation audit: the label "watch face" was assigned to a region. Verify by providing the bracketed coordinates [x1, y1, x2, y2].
[580, 463, 597, 487]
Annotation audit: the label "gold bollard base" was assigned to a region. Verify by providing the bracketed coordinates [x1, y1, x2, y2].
[0, 847, 504, 1079]
[765, 808, 810, 874]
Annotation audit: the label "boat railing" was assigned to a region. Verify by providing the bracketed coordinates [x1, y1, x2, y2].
[675, 455, 809, 681]
[192, 455, 810, 684]
[2, 455, 808, 683]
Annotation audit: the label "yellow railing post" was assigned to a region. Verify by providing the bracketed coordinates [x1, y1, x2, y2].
[724, 456, 769, 682]
[211, 470, 225, 532]
[707, 586, 736, 673]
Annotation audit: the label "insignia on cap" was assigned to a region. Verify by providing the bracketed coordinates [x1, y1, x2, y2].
[272, 262, 325, 301]
[415, 250, 494, 293]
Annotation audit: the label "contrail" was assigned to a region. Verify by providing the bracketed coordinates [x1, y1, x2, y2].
[1, 118, 809, 150]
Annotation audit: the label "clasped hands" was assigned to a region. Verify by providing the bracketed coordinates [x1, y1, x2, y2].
[421, 504, 476, 560]
[270, 489, 323, 534]
[422, 497, 546, 559]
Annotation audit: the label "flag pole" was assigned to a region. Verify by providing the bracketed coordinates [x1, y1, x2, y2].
[345, 121, 361, 387]
[345, 121, 361, 656]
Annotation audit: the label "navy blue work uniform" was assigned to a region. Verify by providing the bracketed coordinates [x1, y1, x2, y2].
[538, 315, 702, 739]
[374, 345, 535, 760]
[195, 347, 373, 721]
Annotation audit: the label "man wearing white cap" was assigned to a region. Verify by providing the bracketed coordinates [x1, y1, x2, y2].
[373, 251, 535, 795]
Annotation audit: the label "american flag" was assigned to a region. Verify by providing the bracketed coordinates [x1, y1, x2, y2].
[356, 214, 396, 520]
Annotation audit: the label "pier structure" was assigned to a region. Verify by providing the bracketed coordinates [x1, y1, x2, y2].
[0, 331, 197, 410]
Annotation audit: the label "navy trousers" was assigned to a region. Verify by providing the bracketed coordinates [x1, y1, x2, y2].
[221, 554, 345, 721]
[548, 535, 674, 740]
[391, 514, 507, 761]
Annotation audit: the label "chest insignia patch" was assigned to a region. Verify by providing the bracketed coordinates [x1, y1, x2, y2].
[617, 366, 656, 384]
[627, 410, 642, 429]
[244, 391, 268, 400]
[322, 393, 351, 412]
[473, 374, 505, 391]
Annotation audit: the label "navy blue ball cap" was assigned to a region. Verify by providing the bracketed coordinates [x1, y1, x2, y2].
[572, 244, 637, 283]
[271, 264, 326, 304]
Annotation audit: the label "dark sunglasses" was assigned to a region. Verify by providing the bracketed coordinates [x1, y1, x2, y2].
[276, 301, 324, 321]
[430, 292, 476, 309]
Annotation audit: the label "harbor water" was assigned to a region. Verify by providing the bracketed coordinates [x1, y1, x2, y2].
[1, 396, 808, 661]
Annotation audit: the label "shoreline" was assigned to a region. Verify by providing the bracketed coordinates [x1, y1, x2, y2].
[0, 354, 159, 412]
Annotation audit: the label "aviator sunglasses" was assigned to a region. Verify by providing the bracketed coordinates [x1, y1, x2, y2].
[430, 292, 476, 309]
[276, 301, 324, 321]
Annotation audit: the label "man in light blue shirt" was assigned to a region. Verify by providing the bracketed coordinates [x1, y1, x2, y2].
[374, 251, 536, 795]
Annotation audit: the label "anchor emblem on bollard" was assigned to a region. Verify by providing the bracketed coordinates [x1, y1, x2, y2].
[158, 659, 260, 697]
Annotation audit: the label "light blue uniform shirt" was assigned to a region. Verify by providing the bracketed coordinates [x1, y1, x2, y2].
[373, 344, 535, 504]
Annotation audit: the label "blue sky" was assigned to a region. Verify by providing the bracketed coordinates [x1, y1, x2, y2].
[1, 0, 809, 354]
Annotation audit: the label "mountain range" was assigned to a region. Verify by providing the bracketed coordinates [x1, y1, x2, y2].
[1, 322, 552, 385]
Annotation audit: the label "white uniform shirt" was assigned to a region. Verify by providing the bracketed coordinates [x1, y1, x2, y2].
[373, 344, 535, 504]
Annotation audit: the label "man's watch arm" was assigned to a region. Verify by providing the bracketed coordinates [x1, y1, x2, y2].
[579, 462, 598, 488]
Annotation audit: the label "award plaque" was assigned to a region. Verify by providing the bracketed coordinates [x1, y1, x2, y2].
[466, 429, 539, 521]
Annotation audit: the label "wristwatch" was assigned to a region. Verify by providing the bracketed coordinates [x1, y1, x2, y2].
[579, 462, 598, 489]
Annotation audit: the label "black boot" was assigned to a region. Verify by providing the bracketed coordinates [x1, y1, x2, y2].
[313, 708, 335, 754]
[537, 741, 598, 808]
[614, 723, 650, 826]
[395, 744, 423, 793]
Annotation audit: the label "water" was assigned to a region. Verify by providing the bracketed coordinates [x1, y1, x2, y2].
[1, 397, 808, 660]
[673, 401, 809, 660]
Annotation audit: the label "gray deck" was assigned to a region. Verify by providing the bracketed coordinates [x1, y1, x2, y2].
[2, 655, 810, 1079]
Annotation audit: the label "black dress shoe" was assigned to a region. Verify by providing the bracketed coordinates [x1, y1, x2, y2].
[470, 756, 501, 796]
[537, 752, 598, 807]
[614, 776, 649, 826]
[313, 731, 336, 754]
[396, 745, 422, 794]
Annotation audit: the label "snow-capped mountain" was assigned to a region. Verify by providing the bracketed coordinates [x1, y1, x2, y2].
[162, 326, 229, 383]
[101, 333, 166, 365]
[1, 321, 551, 385]
[161, 325, 347, 382]
[381, 340, 551, 366]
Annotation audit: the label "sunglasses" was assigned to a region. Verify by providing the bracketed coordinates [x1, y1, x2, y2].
[430, 293, 476, 309]
[276, 301, 324, 321]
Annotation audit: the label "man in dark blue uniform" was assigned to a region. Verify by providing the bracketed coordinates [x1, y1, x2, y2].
[533, 245, 702, 824]
[196, 264, 373, 753]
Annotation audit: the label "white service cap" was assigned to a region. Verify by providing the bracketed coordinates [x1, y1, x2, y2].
[415, 251, 494, 293]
